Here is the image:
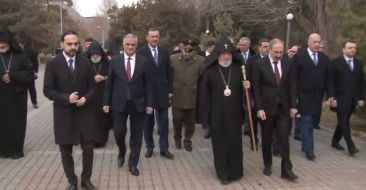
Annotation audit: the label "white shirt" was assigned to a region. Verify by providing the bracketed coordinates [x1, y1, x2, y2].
[242, 50, 249, 61]
[307, 48, 318, 63]
[343, 55, 354, 69]
[269, 55, 282, 77]
[124, 53, 136, 77]
[148, 44, 158, 57]
[63, 51, 75, 68]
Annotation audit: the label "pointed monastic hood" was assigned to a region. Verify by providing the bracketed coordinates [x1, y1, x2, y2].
[205, 36, 242, 68]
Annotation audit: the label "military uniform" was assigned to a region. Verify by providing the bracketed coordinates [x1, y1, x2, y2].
[170, 46, 205, 151]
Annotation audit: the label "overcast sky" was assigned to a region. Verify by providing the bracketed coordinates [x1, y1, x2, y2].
[75, 0, 137, 17]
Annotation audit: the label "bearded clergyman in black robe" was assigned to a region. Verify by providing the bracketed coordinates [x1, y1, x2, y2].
[199, 37, 250, 184]
[0, 25, 33, 159]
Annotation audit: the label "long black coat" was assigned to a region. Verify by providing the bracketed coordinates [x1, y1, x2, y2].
[327, 56, 365, 114]
[43, 53, 101, 145]
[253, 56, 297, 116]
[0, 51, 33, 156]
[199, 62, 244, 181]
[137, 45, 172, 109]
[292, 50, 329, 115]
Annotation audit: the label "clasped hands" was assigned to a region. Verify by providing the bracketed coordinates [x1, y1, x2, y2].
[69, 92, 86, 107]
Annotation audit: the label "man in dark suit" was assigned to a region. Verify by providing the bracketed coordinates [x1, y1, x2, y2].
[43, 30, 98, 190]
[245, 38, 270, 151]
[137, 28, 174, 159]
[328, 40, 365, 156]
[253, 38, 298, 181]
[292, 33, 330, 161]
[103, 34, 154, 176]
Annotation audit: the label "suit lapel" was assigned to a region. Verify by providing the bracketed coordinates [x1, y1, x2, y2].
[131, 55, 141, 82]
[116, 54, 128, 82]
[59, 55, 73, 79]
[263, 57, 277, 86]
[73, 55, 81, 81]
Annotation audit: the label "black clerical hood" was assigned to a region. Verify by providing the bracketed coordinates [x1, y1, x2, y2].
[205, 36, 242, 68]
[0, 24, 23, 53]
[86, 40, 108, 62]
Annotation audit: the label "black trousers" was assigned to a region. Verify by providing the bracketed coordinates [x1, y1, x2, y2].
[112, 100, 144, 168]
[59, 142, 94, 185]
[260, 109, 292, 172]
[28, 79, 37, 105]
[332, 112, 355, 150]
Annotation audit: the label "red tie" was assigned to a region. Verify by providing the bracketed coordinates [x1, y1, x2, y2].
[126, 57, 132, 99]
[126, 57, 131, 80]
[273, 61, 281, 86]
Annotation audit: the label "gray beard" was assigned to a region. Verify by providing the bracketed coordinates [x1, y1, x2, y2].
[218, 60, 231, 67]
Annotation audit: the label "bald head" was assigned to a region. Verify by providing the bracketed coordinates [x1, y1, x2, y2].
[307, 33, 321, 52]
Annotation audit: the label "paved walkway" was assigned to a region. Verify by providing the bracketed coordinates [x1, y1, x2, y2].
[1, 64, 366, 190]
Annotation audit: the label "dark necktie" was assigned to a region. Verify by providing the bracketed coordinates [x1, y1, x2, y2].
[347, 59, 353, 71]
[126, 57, 132, 99]
[312, 53, 318, 66]
[153, 47, 158, 65]
[126, 57, 131, 80]
[68, 59, 74, 73]
[273, 61, 281, 86]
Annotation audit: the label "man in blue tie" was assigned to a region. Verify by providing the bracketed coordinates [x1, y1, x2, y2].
[292, 33, 330, 161]
[327, 40, 365, 156]
[137, 28, 174, 159]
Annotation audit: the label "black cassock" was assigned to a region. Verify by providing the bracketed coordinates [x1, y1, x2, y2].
[0, 51, 33, 157]
[200, 61, 244, 181]
[90, 61, 112, 144]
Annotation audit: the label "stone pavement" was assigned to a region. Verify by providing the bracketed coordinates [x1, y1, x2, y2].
[1, 64, 366, 190]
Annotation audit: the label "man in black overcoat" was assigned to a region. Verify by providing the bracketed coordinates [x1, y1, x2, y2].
[327, 40, 365, 156]
[44, 30, 99, 190]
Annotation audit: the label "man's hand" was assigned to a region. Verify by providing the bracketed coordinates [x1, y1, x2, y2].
[2, 73, 11, 83]
[290, 108, 298, 119]
[242, 80, 250, 89]
[329, 97, 337, 108]
[257, 110, 266, 121]
[146, 107, 153, 114]
[76, 97, 86, 107]
[358, 100, 364, 107]
[69, 92, 79, 104]
[94, 74, 105, 83]
[103, 106, 110, 113]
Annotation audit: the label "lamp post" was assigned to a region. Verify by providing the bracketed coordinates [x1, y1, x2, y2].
[60, 0, 63, 36]
[285, 13, 294, 50]
[97, 26, 105, 49]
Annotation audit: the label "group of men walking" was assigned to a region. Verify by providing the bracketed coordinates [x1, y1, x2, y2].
[1, 23, 364, 189]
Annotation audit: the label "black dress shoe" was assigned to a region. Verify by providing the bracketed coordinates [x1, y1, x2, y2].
[33, 103, 39, 109]
[12, 153, 24, 159]
[263, 167, 272, 176]
[314, 125, 321, 129]
[129, 167, 140, 176]
[294, 136, 302, 141]
[160, 151, 174, 159]
[220, 179, 230, 185]
[306, 153, 316, 161]
[117, 155, 125, 168]
[66, 183, 77, 190]
[331, 143, 345, 151]
[145, 149, 153, 158]
[281, 170, 298, 181]
[81, 181, 96, 190]
[184, 144, 192, 152]
[349, 148, 359, 156]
